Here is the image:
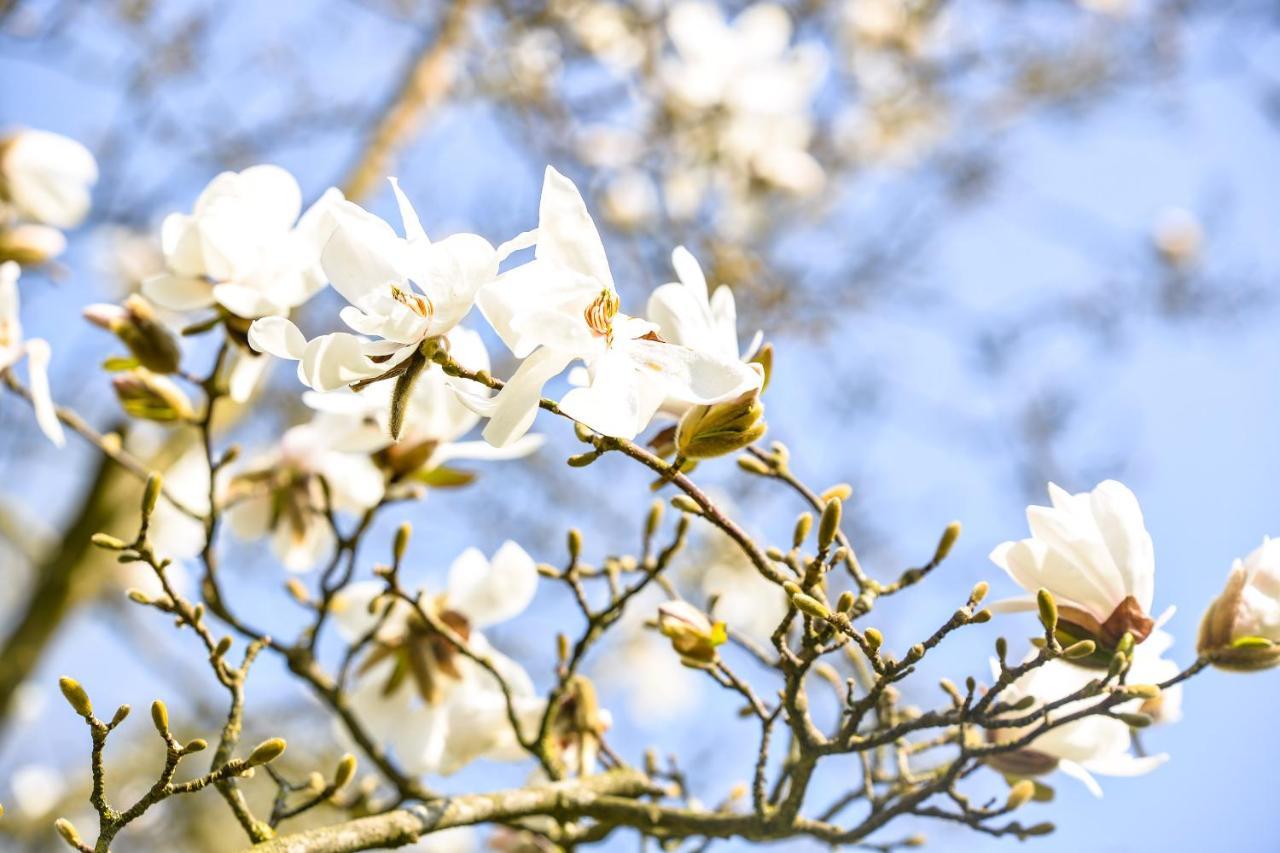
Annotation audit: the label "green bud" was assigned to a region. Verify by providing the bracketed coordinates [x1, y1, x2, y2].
[792, 594, 831, 621]
[247, 737, 287, 767]
[1122, 683, 1161, 700]
[333, 753, 358, 790]
[388, 348, 427, 440]
[1006, 779, 1036, 811]
[818, 497, 842, 551]
[864, 627, 884, 651]
[793, 513, 813, 548]
[675, 390, 767, 459]
[1063, 640, 1097, 659]
[1115, 631, 1136, 657]
[142, 473, 163, 518]
[393, 522, 411, 563]
[109, 705, 131, 728]
[183, 738, 208, 754]
[934, 521, 961, 562]
[566, 451, 599, 467]
[645, 500, 663, 539]
[113, 368, 195, 422]
[736, 455, 771, 476]
[905, 644, 925, 663]
[1107, 651, 1129, 679]
[750, 342, 773, 390]
[58, 677, 92, 718]
[1036, 588, 1058, 634]
[782, 581, 803, 598]
[836, 590, 856, 614]
[91, 533, 129, 551]
[567, 528, 583, 561]
[670, 495, 701, 514]
[969, 608, 992, 624]
[151, 699, 169, 734]
[1116, 712, 1153, 728]
[1010, 695, 1036, 711]
[1024, 822, 1055, 837]
[821, 483, 853, 503]
[54, 818, 82, 849]
[970, 581, 989, 604]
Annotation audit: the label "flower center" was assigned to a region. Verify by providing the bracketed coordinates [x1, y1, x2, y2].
[390, 283, 433, 320]
[584, 289, 620, 343]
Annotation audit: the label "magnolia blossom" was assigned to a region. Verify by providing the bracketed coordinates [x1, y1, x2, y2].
[0, 129, 97, 229]
[661, 1, 825, 195]
[648, 246, 761, 365]
[334, 543, 542, 775]
[1127, 629, 1183, 725]
[224, 417, 384, 571]
[300, 327, 542, 475]
[247, 180, 498, 393]
[471, 167, 760, 445]
[986, 656, 1167, 797]
[144, 165, 340, 319]
[1198, 537, 1280, 671]
[991, 481, 1160, 649]
[0, 261, 64, 446]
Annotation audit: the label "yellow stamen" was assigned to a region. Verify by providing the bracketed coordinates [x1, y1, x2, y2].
[390, 283, 434, 320]
[584, 289, 620, 344]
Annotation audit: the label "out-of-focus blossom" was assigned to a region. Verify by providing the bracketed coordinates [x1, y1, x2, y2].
[546, 674, 611, 776]
[9, 764, 66, 817]
[223, 417, 384, 571]
[698, 523, 788, 640]
[0, 223, 66, 265]
[600, 169, 660, 231]
[1198, 537, 1280, 672]
[0, 261, 64, 446]
[248, 180, 498, 394]
[144, 165, 341, 319]
[84, 294, 182, 374]
[657, 600, 726, 667]
[562, 0, 646, 71]
[333, 543, 543, 775]
[990, 480, 1161, 651]
[0, 129, 97, 229]
[471, 167, 760, 445]
[985, 655, 1167, 797]
[302, 327, 542, 481]
[1152, 206, 1203, 269]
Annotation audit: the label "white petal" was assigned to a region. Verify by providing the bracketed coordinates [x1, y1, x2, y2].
[558, 346, 649, 439]
[247, 316, 307, 361]
[298, 333, 389, 392]
[1057, 760, 1105, 798]
[212, 282, 279, 319]
[447, 541, 538, 628]
[321, 201, 407, 306]
[534, 166, 615, 291]
[431, 434, 545, 466]
[625, 337, 761, 405]
[671, 245, 709, 305]
[480, 347, 576, 447]
[477, 260, 599, 358]
[22, 339, 64, 447]
[142, 273, 214, 312]
[388, 177, 427, 243]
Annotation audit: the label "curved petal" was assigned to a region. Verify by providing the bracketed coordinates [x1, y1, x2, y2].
[212, 282, 279, 319]
[142, 273, 215, 312]
[534, 166, 614, 291]
[22, 339, 65, 447]
[298, 333, 386, 392]
[247, 316, 307, 361]
[625, 338, 761, 406]
[321, 201, 407, 306]
[447, 541, 538, 628]
[479, 346, 576, 447]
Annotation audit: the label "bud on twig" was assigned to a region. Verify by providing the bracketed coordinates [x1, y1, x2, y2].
[333, 754, 358, 790]
[675, 389, 766, 459]
[670, 495, 701, 515]
[1036, 588, 1058, 635]
[793, 513, 812, 548]
[864, 628, 884, 652]
[247, 737, 287, 767]
[393, 522, 411, 564]
[1006, 779, 1035, 811]
[54, 818, 82, 850]
[91, 533, 129, 551]
[151, 700, 169, 734]
[113, 368, 195, 422]
[934, 522, 961, 562]
[1063, 640, 1097, 660]
[84, 295, 182, 373]
[58, 677, 92, 718]
[818, 497, 842, 551]
[143, 473, 163, 518]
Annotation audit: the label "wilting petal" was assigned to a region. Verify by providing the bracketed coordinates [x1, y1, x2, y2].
[22, 339, 64, 447]
[478, 346, 576, 447]
[447, 541, 538, 628]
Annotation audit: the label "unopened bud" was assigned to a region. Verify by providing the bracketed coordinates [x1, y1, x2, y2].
[113, 369, 194, 422]
[818, 498, 842, 551]
[109, 705, 131, 728]
[675, 389, 767, 459]
[0, 223, 65, 265]
[247, 737, 287, 767]
[91, 533, 129, 551]
[54, 818, 81, 849]
[934, 522, 961, 562]
[836, 590, 856, 614]
[1063, 640, 1097, 660]
[820, 483, 853, 503]
[657, 601, 726, 667]
[1036, 588, 1058, 634]
[567, 528, 583, 561]
[969, 609, 992, 624]
[151, 700, 169, 734]
[393, 522, 411, 563]
[85, 295, 182, 373]
[864, 627, 883, 651]
[736, 455, 771, 476]
[58, 677, 92, 718]
[1006, 779, 1035, 811]
[793, 513, 813, 548]
[142, 473, 163, 518]
[1116, 712, 1153, 728]
[183, 738, 208, 754]
[792, 593, 831, 620]
[1122, 683, 1161, 700]
[566, 451, 599, 467]
[1024, 822, 1055, 837]
[645, 500, 663, 539]
[670, 495, 701, 514]
[969, 581, 989, 604]
[333, 754, 358, 790]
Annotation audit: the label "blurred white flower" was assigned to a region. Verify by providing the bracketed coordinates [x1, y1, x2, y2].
[472, 167, 760, 445]
[0, 222, 66, 265]
[1152, 206, 1203, 269]
[333, 543, 543, 775]
[1198, 537, 1280, 671]
[403, 826, 477, 853]
[224, 417, 384, 572]
[990, 480, 1160, 650]
[1127, 629, 1183, 725]
[600, 169, 660, 231]
[10, 764, 66, 817]
[144, 165, 341, 319]
[986, 655, 1167, 797]
[248, 180, 498, 393]
[0, 129, 97, 229]
[0, 260, 64, 446]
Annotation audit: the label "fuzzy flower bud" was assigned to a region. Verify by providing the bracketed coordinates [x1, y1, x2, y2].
[1198, 538, 1280, 672]
[84, 295, 181, 373]
[657, 601, 727, 667]
[674, 388, 766, 459]
[112, 368, 194, 422]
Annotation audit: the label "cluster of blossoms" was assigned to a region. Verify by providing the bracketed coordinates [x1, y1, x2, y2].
[4, 126, 1278, 824]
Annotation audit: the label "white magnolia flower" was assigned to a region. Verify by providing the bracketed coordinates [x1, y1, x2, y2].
[9, 764, 66, 817]
[1198, 537, 1280, 671]
[661, 1, 825, 195]
[1127, 629, 1183, 725]
[0, 261, 64, 446]
[223, 417, 384, 572]
[471, 167, 761, 446]
[143, 165, 341, 319]
[301, 326, 542, 471]
[648, 246, 761, 365]
[0, 129, 98, 229]
[990, 480, 1161, 649]
[986, 655, 1168, 797]
[334, 543, 543, 776]
[247, 180, 499, 394]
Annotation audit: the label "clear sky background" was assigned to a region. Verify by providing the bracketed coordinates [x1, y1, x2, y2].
[1, 2, 1278, 851]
